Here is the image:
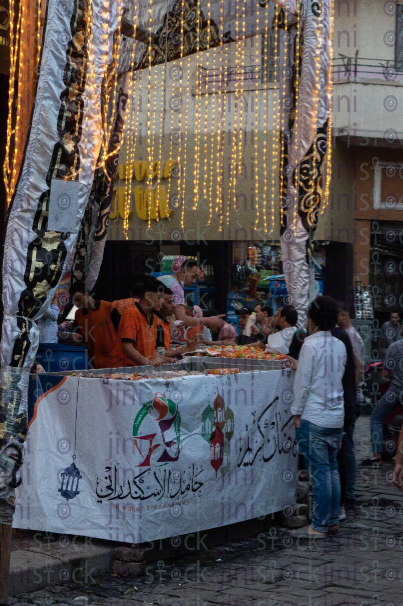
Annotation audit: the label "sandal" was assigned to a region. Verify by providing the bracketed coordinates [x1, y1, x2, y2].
[327, 525, 339, 534]
[293, 527, 327, 539]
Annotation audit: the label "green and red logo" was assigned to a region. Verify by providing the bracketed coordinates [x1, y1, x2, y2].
[133, 393, 181, 467]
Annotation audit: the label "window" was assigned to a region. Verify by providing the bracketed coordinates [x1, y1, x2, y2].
[372, 161, 403, 210]
[370, 221, 403, 312]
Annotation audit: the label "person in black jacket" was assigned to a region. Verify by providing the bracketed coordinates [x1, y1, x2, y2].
[331, 325, 360, 521]
[288, 322, 360, 512]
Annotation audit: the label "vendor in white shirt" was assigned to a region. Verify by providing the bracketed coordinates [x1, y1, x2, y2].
[264, 306, 298, 354]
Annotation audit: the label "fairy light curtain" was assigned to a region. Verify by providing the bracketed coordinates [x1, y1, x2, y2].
[116, 0, 332, 325]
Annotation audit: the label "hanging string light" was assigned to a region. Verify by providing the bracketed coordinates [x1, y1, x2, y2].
[218, 11, 229, 232]
[100, 0, 124, 172]
[126, 69, 143, 228]
[202, 0, 212, 215]
[3, 0, 19, 206]
[192, 5, 202, 209]
[156, 31, 168, 195]
[207, 42, 217, 226]
[226, 0, 240, 225]
[149, 62, 159, 220]
[36, 0, 42, 75]
[176, 0, 186, 229]
[166, 8, 178, 214]
[213, 0, 225, 225]
[146, 0, 153, 226]
[261, 1, 270, 233]
[253, 1, 261, 229]
[269, 5, 280, 230]
[292, 0, 301, 233]
[278, 9, 289, 233]
[3, 0, 25, 206]
[235, 0, 247, 213]
[180, 55, 191, 227]
[123, 0, 138, 237]
[12, 1, 24, 197]
[322, 0, 334, 217]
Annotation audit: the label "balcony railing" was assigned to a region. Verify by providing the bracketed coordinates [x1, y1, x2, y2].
[199, 55, 403, 93]
[333, 54, 403, 83]
[200, 65, 275, 91]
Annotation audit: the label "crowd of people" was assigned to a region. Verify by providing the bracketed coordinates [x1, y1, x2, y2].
[37, 260, 403, 535]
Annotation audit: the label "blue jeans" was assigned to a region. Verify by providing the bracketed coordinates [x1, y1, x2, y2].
[338, 405, 361, 504]
[296, 420, 343, 532]
[370, 390, 401, 454]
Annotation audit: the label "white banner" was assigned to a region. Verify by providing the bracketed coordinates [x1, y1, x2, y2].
[15, 370, 296, 543]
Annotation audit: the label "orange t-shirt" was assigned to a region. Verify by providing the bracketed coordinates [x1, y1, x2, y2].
[160, 319, 172, 350]
[112, 298, 138, 315]
[186, 325, 203, 345]
[75, 301, 122, 369]
[118, 303, 159, 366]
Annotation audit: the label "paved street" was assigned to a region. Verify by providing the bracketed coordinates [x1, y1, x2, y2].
[10, 415, 403, 606]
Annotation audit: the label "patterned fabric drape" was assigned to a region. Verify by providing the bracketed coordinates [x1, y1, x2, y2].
[278, 0, 332, 327]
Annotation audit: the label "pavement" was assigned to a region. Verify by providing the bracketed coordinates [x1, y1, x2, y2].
[7, 415, 403, 606]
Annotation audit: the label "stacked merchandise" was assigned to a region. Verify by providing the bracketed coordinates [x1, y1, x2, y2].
[353, 277, 374, 320]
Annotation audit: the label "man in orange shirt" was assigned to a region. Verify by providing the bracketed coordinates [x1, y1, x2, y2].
[119, 278, 172, 367]
[69, 282, 123, 369]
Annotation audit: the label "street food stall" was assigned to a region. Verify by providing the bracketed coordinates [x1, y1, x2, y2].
[15, 356, 296, 544]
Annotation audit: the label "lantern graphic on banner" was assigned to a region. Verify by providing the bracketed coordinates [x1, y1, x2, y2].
[201, 391, 234, 476]
[59, 459, 82, 501]
[201, 404, 214, 441]
[58, 383, 82, 501]
[210, 428, 224, 475]
[213, 393, 225, 430]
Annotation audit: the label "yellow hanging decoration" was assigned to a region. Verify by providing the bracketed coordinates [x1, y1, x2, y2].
[292, 0, 302, 234]
[179, 55, 191, 225]
[235, 0, 247, 213]
[123, 0, 138, 239]
[212, 0, 224, 227]
[177, 0, 185, 229]
[278, 9, 289, 233]
[269, 5, 280, 231]
[202, 0, 212, 217]
[3, 0, 22, 206]
[253, 1, 261, 230]
[322, 0, 334, 217]
[146, 0, 153, 226]
[226, 0, 240, 224]
[100, 0, 124, 172]
[261, 1, 270, 233]
[192, 4, 202, 210]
